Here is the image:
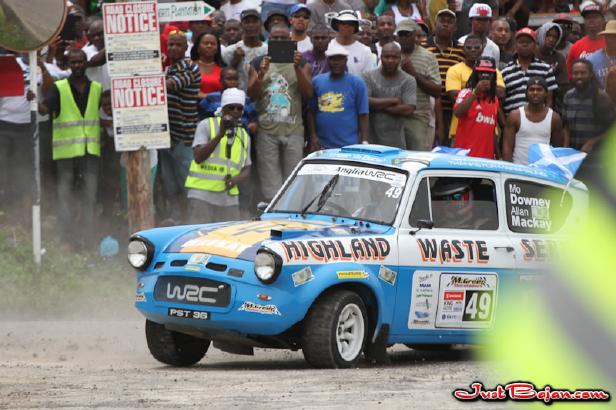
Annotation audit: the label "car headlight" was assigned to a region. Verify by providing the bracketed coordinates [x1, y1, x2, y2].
[254, 249, 282, 284]
[128, 238, 153, 271]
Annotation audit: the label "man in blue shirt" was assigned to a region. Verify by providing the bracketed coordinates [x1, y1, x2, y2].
[586, 20, 616, 90]
[307, 41, 369, 151]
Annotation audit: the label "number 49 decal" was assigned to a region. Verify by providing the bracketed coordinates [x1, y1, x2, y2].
[385, 186, 402, 198]
[463, 290, 494, 322]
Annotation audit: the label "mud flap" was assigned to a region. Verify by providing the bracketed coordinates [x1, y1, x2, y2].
[363, 324, 391, 365]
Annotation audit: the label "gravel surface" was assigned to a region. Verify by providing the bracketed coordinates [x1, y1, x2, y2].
[0, 317, 507, 409]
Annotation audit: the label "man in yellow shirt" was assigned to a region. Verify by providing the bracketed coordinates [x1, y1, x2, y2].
[446, 34, 505, 141]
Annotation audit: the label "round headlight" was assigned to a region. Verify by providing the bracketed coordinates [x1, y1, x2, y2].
[254, 250, 282, 283]
[128, 239, 150, 270]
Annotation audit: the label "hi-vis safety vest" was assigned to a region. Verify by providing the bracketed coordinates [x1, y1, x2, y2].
[185, 117, 249, 196]
[52, 79, 102, 160]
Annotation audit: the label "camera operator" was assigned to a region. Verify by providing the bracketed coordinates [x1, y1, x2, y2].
[185, 88, 252, 224]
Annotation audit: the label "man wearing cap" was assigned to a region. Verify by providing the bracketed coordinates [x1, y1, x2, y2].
[458, 3, 500, 66]
[553, 13, 574, 60]
[502, 76, 563, 164]
[222, 10, 268, 90]
[329, 10, 376, 76]
[307, 41, 369, 151]
[264, 8, 290, 32]
[185, 88, 251, 223]
[424, 8, 465, 140]
[566, 1, 606, 76]
[308, 0, 353, 27]
[586, 21, 616, 90]
[289, 4, 313, 53]
[501, 27, 557, 114]
[396, 19, 441, 151]
[363, 43, 417, 148]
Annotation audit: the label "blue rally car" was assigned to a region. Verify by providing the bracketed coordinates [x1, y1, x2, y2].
[129, 145, 588, 368]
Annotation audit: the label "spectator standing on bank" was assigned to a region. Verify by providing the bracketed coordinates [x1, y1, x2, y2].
[82, 18, 110, 91]
[222, 9, 267, 90]
[445, 34, 506, 140]
[374, 15, 398, 59]
[303, 24, 333, 78]
[535, 22, 568, 113]
[248, 24, 313, 202]
[586, 20, 616, 90]
[39, 49, 102, 248]
[502, 77, 563, 164]
[396, 19, 441, 151]
[263, 8, 290, 33]
[330, 10, 376, 76]
[308, 0, 352, 27]
[566, 1, 606, 76]
[363, 43, 417, 148]
[458, 3, 500, 66]
[160, 32, 201, 223]
[562, 59, 614, 151]
[425, 9, 465, 141]
[223, 19, 242, 47]
[289, 4, 313, 53]
[501, 28, 557, 114]
[489, 17, 515, 68]
[191, 32, 226, 99]
[308, 42, 369, 151]
[553, 13, 574, 60]
[185, 88, 251, 224]
[453, 57, 502, 159]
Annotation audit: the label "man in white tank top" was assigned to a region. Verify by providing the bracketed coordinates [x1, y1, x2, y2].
[502, 76, 564, 164]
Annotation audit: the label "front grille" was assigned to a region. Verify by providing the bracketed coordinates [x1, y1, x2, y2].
[154, 276, 231, 307]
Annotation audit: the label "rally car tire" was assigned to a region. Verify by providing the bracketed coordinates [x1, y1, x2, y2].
[302, 290, 368, 369]
[145, 319, 210, 366]
[404, 343, 453, 351]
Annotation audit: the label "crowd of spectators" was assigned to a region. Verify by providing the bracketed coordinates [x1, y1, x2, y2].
[1, 0, 616, 249]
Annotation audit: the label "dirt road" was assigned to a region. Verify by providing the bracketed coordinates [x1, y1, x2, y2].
[0, 317, 506, 409]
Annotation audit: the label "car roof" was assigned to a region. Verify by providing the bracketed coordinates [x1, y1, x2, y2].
[306, 144, 583, 188]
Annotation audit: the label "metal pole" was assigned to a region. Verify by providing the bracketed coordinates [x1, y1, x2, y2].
[29, 50, 41, 265]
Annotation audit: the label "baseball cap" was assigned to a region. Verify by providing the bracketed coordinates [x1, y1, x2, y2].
[515, 27, 537, 42]
[553, 13, 574, 23]
[527, 76, 548, 90]
[475, 56, 496, 72]
[580, 0, 602, 16]
[325, 41, 349, 57]
[436, 9, 457, 19]
[265, 8, 290, 30]
[240, 9, 260, 21]
[395, 19, 420, 33]
[289, 3, 311, 17]
[469, 3, 492, 18]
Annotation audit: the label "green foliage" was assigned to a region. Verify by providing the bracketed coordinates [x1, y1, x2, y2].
[0, 229, 136, 320]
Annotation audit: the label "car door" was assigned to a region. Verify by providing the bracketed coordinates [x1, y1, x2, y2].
[391, 171, 517, 340]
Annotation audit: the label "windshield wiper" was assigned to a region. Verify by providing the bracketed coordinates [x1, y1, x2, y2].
[300, 174, 339, 217]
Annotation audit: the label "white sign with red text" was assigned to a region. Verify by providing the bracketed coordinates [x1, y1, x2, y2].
[103, 2, 162, 76]
[111, 75, 170, 151]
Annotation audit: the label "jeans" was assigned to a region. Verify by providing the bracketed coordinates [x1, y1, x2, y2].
[0, 124, 32, 209]
[256, 133, 303, 201]
[158, 141, 193, 221]
[56, 155, 100, 247]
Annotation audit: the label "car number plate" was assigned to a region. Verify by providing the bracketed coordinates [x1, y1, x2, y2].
[168, 307, 210, 320]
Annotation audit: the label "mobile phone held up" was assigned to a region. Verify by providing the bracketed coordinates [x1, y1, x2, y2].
[268, 40, 296, 64]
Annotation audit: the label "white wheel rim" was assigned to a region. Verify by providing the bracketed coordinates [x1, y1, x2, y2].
[336, 303, 364, 362]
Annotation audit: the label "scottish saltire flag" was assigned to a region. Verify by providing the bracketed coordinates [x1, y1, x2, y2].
[527, 144, 587, 181]
[432, 146, 470, 156]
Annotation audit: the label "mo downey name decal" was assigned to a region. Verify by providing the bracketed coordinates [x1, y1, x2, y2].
[281, 238, 391, 263]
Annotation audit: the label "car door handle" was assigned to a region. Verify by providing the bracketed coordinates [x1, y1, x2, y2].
[493, 246, 514, 252]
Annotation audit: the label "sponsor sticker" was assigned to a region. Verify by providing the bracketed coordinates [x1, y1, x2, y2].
[238, 301, 281, 316]
[292, 267, 315, 287]
[436, 273, 498, 329]
[186, 253, 210, 270]
[168, 307, 210, 320]
[337, 270, 368, 280]
[408, 271, 439, 329]
[378, 265, 397, 285]
[135, 292, 146, 302]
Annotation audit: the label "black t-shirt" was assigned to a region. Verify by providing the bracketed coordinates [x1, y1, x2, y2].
[45, 79, 94, 119]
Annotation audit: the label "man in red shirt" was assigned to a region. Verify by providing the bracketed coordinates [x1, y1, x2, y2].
[453, 57, 502, 159]
[566, 1, 606, 76]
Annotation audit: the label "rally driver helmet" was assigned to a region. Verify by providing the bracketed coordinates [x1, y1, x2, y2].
[431, 178, 474, 228]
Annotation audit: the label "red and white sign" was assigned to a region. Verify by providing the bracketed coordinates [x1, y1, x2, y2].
[111, 75, 170, 151]
[102, 1, 162, 77]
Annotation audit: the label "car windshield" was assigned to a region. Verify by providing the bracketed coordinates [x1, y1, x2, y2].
[269, 162, 408, 225]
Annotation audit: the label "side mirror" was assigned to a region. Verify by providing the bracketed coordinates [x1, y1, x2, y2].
[410, 219, 434, 235]
[256, 202, 269, 213]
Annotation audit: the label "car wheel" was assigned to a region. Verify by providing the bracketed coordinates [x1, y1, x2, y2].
[145, 319, 210, 366]
[404, 343, 453, 351]
[302, 290, 368, 368]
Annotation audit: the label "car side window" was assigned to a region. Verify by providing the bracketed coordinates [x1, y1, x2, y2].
[504, 179, 573, 234]
[409, 178, 430, 227]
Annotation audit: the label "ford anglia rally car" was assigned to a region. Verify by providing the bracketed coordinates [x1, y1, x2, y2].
[129, 145, 588, 368]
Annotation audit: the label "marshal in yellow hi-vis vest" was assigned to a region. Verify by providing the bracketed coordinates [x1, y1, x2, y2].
[185, 117, 249, 196]
[52, 78, 102, 160]
[483, 134, 616, 407]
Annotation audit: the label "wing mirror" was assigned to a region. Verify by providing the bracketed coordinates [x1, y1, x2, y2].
[410, 219, 434, 235]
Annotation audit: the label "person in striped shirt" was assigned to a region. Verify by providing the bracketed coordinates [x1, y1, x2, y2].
[501, 27, 557, 114]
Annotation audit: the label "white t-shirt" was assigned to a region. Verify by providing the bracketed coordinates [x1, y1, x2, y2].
[82, 43, 111, 90]
[458, 35, 500, 66]
[221, 0, 261, 21]
[296, 37, 313, 54]
[222, 41, 268, 90]
[333, 39, 376, 77]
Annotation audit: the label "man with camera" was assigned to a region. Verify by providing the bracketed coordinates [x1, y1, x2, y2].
[185, 88, 252, 223]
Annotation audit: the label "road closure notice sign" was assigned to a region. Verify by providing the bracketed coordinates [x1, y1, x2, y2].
[111, 75, 170, 151]
[102, 2, 161, 76]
